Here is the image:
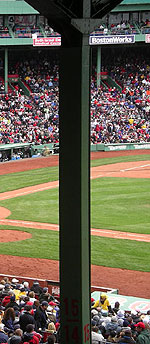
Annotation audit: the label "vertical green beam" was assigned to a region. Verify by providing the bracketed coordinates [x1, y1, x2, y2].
[59, 33, 91, 343]
[4, 48, 8, 94]
[4, 15, 8, 27]
[97, 46, 101, 89]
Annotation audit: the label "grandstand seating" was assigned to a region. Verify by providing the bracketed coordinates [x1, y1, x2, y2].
[0, 275, 149, 344]
[0, 48, 150, 150]
[14, 26, 44, 38]
[91, 20, 146, 36]
[0, 27, 11, 38]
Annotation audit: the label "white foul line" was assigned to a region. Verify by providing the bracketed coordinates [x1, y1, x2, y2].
[120, 164, 150, 172]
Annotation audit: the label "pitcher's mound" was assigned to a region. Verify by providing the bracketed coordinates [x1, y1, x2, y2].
[0, 230, 32, 242]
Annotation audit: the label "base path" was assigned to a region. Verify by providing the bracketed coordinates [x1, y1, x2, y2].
[1, 160, 150, 202]
[1, 218, 150, 243]
[0, 181, 59, 201]
[0, 150, 150, 298]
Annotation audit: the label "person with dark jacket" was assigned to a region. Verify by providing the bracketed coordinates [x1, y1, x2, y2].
[39, 288, 51, 304]
[5, 295, 20, 312]
[2, 307, 15, 331]
[0, 323, 8, 343]
[46, 335, 56, 344]
[8, 335, 22, 344]
[22, 324, 39, 344]
[19, 305, 36, 332]
[34, 301, 48, 331]
[118, 328, 136, 344]
[30, 282, 42, 297]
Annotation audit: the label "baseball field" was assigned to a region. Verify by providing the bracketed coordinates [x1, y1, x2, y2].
[0, 150, 150, 298]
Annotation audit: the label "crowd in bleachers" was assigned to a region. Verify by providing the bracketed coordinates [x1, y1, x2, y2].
[0, 27, 11, 39]
[91, 17, 150, 36]
[0, 91, 59, 145]
[0, 55, 59, 146]
[0, 277, 60, 344]
[0, 278, 150, 344]
[11, 23, 58, 39]
[90, 83, 150, 144]
[0, 16, 59, 39]
[91, 292, 150, 344]
[90, 49, 150, 144]
[91, 21, 137, 36]
[1, 18, 150, 39]
[0, 12, 150, 39]
[137, 19, 150, 34]
[3, 19, 150, 38]
[13, 26, 43, 39]
[0, 49, 150, 149]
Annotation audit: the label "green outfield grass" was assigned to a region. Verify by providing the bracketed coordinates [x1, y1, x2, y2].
[0, 166, 59, 193]
[91, 153, 150, 167]
[91, 177, 150, 233]
[1, 154, 150, 272]
[0, 225, 150, 271]
[1, 154, 150, 193]
[1, 177, 150, 234]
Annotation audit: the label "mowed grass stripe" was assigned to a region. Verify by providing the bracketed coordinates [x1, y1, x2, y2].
[1, 177, 150, 234]
[0, 166, 59, 193]
[0, 226, 150, 272]
[91, 154, 150, 167]
[1, 154, 150, 193]
[0, 188, 59, 224]
[91, 177, 150, 233]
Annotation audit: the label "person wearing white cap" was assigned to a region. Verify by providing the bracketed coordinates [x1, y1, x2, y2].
[143, 315, 150, 328]
[23, 282, 29, 292]
[117, 310, 125, 319]
[12, 279, 19, 284]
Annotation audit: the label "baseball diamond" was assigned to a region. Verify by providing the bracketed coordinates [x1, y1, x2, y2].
[0, 150, 150, 299]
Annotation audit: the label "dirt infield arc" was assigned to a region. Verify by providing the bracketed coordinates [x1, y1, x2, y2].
[0, 150, 150, 298]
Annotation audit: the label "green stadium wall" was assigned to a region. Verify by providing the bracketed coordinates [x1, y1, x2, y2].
[91, 143, 150, 152]
[1, 142, 150, 159]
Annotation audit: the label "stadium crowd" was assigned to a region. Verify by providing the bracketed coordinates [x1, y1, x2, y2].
[91, 17, 150, 36]
[91, 49, 150, 144]
[0, 49, 150, 150]
[0, 56, 59, 146]
[0, 277, 150, 344]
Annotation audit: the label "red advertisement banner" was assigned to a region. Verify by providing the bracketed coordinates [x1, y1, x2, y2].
[33, 37, 61, 46]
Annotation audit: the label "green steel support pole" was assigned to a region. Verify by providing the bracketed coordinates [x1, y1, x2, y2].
[4, 48, 8, 94]
[97, 46, 101, 89]
[11, 148, 13, 159]
[59, 33, 91, 344]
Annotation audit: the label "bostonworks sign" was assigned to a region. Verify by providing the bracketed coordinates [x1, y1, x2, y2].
[89, 35, 135, 45]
